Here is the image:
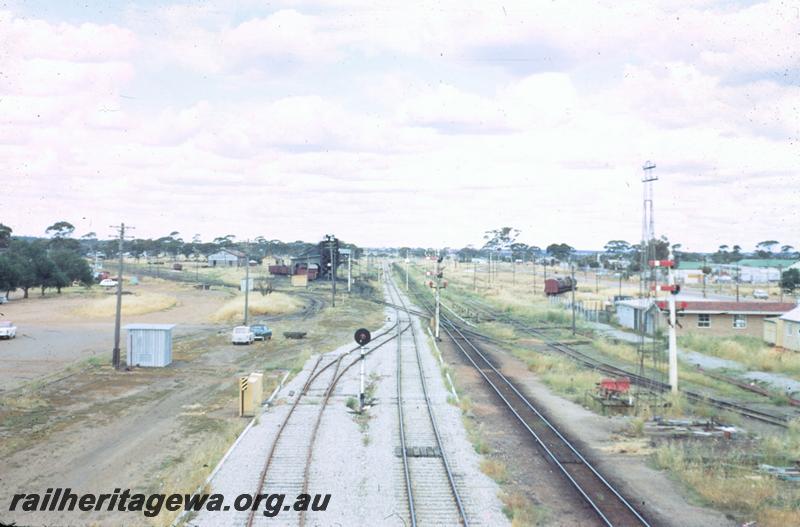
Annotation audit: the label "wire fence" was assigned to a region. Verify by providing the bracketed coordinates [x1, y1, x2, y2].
[548, 294, 611, 323]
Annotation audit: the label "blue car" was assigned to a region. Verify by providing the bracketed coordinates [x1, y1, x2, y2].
[251, 324, 273, 341]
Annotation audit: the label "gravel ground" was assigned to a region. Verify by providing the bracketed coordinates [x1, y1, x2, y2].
[190, 278, 507, 526]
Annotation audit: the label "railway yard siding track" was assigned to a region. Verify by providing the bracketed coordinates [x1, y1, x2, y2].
[386, 275, 468, 526]
[188, 275, 506, 526]
[460, 298, 794, 428]
[400, 268, 652, 527]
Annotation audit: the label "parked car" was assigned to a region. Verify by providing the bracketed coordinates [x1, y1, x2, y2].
[0, 321, 17, 339]
[753, 289, 769, 299]
[99, 278, 118, 288]
[231, 326, 254, 345]
[0, 294, 7, 304]
[251, 324, 273, 341]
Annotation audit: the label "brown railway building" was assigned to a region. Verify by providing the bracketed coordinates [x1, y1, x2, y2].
[656, 301, 795, 338]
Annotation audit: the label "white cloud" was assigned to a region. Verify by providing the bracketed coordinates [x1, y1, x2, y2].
[1, 3, 798, 251]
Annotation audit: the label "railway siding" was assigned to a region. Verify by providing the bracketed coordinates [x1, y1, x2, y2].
[188, 279, 507, 527]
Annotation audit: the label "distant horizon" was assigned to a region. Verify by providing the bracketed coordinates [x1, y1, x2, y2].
[6, 227, 799, 259]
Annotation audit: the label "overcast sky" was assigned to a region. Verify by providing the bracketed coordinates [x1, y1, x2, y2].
[3, 1, 798, 252]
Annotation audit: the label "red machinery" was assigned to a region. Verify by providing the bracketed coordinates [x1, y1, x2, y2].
[597, 377, 631, 399]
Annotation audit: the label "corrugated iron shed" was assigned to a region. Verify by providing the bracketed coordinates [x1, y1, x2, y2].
[124, 324, 176, 367]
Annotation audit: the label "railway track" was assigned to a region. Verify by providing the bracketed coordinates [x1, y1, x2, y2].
[399, 270, 652, 526]
[244, 320, 405, 527]
[384, 272, 469, 526]
[460, 298, 792, 428]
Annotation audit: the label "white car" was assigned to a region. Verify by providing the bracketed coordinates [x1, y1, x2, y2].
[0, 321, 17, 339]
[231, 326, 254, 345]
[753, 289, 769, 300]
[99, 278, 118, 288]
[0, 294, 7, 304]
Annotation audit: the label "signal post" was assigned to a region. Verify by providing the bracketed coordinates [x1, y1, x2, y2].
[426, 254, 447, 340]
[650, 255, 680, 393]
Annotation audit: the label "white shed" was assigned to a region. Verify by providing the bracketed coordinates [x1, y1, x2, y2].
[615, 299, 658, 335]
[207, 249, 246, 267]
[125, 323, 176, 367]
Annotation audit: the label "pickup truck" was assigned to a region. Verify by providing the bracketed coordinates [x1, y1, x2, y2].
[251, 324, 273, 341]
[231, 326, 254, 345]
[0, 321, 17, 339]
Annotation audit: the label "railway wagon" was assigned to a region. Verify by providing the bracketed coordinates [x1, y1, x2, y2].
[544, 277, 577, 296]
[268, 265, 291, 275]
[293, 266, 319, 281]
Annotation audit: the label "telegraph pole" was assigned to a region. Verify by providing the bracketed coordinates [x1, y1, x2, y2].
[326, 235, 337, 307]
[405, 250, 410, 291]
[543, 259, 548, 289]
[702, 256, 708, 298]
[473, 258, 477, 292]
[343, 248, 351, 293]
[512, 257, 516, 286]
[244, 240, 250, 326]
[434, 254, 443, 339]
[110, 223, 132, 370]
[571, 262, 576, 336]
[735, 265, 740, 302]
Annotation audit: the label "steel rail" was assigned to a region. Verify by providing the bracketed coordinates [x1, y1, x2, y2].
[400, 271, 650, 526]
[395, 300, 417, 527]
[246, 355, 323, 527]
[298, 355, 344, 527]
[245, 319, 407, 527]
[460, 299, 790, 427]
[386, 273, 469, 526]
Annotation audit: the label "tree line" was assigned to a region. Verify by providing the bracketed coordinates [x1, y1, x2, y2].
[0, 222, 93, 298]
[0, 221, 365, 298]
[444, 227, 797, 275]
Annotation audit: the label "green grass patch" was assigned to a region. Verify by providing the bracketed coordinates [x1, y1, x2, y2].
[680, 334, 800, 379]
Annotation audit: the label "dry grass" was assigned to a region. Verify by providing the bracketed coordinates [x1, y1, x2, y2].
[153, 411, 247, 525]
[480, 458, 509, 483]
[479, 321, 518, 340]
[500, 491, 542, 526]
[653, 422, 800, 526]
[522, 353, 600, 402]
[210, 292, 302, 323]
[74, 292, 177, 318]
[600, 436, 652, 456]
[463, 415, 490, 455]
[439, 259, 640, 301]
[680, 334, 800, 378]
[594, 339, 639, 362]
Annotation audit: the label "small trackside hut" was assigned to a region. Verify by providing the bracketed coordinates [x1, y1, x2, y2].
[124, 323, 176, 367]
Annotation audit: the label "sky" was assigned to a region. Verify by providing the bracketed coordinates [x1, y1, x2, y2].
[2, 0, 799, 252]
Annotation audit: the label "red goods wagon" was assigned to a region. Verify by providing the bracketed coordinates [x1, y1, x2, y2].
[544, 277, 577, 296]
[268, 265, 291, 275]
